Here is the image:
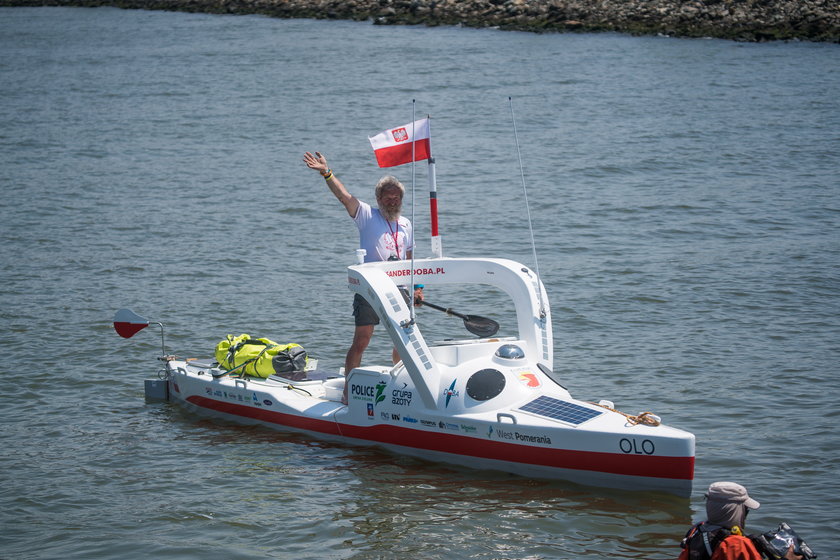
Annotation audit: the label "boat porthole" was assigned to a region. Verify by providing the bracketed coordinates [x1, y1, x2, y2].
[466, 369, 506, 401]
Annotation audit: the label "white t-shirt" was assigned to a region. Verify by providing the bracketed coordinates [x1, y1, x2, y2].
[353, 200, 414, 263]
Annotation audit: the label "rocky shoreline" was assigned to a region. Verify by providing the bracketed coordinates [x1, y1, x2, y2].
[3, 0, 839, 42]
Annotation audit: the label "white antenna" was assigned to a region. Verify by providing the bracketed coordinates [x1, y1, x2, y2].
[509, 97, 545, 318]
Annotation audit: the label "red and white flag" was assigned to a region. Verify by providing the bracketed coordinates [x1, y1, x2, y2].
[113, 308, 150, 339]
[369, 118, 431, 168]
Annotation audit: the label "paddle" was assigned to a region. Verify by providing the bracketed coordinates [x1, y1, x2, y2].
[418, 300, 500, 338]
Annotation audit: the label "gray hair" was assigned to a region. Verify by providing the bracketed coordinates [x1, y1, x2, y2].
[375, 175, 405, 199]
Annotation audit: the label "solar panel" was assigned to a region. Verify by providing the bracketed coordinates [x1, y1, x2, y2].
[518, 395, 603, 425]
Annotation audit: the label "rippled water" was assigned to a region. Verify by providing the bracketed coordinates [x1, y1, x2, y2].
[1, 7, 838, 559]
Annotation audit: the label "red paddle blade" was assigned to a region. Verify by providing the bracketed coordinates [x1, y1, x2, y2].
[114, 308, 150, 338]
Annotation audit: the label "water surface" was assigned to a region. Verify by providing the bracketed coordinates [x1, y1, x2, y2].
[1, 7, 838, 559]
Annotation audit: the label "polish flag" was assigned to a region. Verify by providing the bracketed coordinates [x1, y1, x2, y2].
[369, 118, 431, 168]
[114, 308, 150, 339]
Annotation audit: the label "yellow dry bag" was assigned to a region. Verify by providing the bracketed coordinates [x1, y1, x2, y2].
[214, 334, 307, 378]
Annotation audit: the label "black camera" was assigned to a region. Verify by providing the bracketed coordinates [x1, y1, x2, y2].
[752, 523, 817, 560]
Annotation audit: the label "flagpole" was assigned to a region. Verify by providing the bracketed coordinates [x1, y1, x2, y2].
[427, 115, 442, 258]
[408, 101, 417, 326]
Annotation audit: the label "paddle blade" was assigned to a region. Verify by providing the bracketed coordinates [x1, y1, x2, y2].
[464, 315, 500, 338]
[114, 308, 150, 338]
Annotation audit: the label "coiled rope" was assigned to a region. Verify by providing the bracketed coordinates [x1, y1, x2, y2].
[590, 402, 662, 426]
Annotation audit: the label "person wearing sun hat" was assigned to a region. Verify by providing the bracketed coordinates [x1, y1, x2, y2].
[706, 481, 761, 532]
[678, 482, 802, 560]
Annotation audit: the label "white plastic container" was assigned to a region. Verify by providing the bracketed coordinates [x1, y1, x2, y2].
[323, 377, 345, 402]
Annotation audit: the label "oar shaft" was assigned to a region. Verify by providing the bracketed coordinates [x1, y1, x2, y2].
[420, 300, 468, 320]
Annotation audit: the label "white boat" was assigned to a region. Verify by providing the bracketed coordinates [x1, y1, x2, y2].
[121, 255, 695, 496]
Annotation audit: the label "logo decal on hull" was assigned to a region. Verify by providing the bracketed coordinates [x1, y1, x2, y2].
[517, 371, 541, 388]
[490, 427, 553, 445]
[392, 387, 412, 406]
[444, 379, 459, 407]
[375, 381, 387, 405]
[350, 383, 377, 402]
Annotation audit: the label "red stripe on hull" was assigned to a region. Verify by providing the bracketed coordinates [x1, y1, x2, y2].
[187, 396, 693, 481]
[188, 395, 342, 436]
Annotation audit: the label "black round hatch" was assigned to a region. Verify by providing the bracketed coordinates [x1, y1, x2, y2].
[465, 369, 506, 401]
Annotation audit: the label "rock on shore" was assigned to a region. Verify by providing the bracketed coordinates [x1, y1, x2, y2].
[4, 0, 839, 42]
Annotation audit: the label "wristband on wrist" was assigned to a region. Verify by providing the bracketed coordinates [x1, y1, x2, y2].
[323, 170, 333, 181]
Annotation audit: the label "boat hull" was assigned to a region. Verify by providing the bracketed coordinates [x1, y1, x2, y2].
[164, 361, 694, 496]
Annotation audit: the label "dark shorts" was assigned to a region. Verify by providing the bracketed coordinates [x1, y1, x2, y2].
[353, 293, 379, 327]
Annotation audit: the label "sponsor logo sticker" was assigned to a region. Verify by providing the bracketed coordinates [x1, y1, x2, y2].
[392, 387, 412, 406]
[351, 383, 375, 401]
[491, 427, 553, 445]
[444, 380, 459, 407]
[386, 267, 445, 278]
[517, 371, 541, 388]
[375, 381, 387, 405]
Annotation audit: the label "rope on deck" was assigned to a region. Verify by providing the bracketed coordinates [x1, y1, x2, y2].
[590, 402, 662, 426]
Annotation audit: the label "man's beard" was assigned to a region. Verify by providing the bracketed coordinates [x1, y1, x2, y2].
[379, 202, 402, 222]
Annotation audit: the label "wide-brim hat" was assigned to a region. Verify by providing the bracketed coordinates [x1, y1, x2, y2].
[706, 481, 760, 510]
